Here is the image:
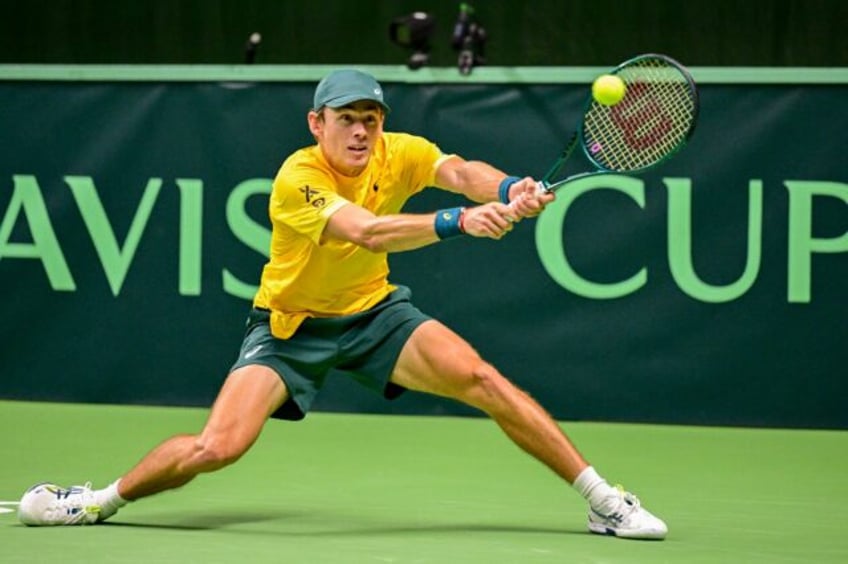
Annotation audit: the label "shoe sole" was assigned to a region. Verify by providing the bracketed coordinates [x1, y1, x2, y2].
[588, 521, 666, 540]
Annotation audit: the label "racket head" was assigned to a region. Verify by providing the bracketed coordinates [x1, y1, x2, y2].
[580, 54, 699, 174]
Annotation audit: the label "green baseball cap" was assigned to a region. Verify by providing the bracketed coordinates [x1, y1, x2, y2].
[313, 69, 391, 113]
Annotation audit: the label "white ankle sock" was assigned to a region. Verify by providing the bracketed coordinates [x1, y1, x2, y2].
[573, 466, 617, 512]
[95, 479, 128, 519]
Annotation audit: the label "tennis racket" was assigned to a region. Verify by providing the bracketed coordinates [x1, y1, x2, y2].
[515, 53, 698, 203]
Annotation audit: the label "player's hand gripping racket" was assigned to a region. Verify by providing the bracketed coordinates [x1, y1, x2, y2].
[514, 53, 698, 205]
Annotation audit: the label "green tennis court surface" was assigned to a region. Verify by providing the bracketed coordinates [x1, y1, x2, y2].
[1, 400, 846, 563]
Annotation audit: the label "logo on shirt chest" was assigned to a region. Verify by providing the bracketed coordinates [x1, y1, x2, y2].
[299, 185, 326, 208]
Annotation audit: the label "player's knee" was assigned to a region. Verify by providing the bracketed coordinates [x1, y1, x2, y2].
[192, 435, 249, 472]
[463, 361, 514, 411]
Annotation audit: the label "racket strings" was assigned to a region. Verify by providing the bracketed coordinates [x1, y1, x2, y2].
[583, 57, 696, 172]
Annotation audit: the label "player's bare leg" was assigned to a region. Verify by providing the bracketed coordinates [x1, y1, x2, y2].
[118, 365, 288, 500]
[390, 320, 668, 539]
[391, 320, 588, 481]
[18, 365, 288, 526]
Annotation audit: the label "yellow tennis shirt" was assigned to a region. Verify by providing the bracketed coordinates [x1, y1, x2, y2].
[254, 132, 451, 339]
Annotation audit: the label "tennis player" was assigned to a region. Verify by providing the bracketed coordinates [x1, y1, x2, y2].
[19, 69, 667, 540]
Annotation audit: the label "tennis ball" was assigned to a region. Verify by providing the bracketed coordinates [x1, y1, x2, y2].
[592, 74, 626, 106]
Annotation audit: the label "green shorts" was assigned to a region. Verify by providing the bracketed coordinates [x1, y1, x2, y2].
[229, 285, 431, 420]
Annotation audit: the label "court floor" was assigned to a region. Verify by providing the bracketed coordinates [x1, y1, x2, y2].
[1, 400, 846, 563]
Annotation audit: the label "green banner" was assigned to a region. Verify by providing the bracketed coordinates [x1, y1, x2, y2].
[1, 70, 846, 428]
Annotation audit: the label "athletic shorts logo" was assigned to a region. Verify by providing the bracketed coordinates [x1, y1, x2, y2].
[244, 345, 263, 359]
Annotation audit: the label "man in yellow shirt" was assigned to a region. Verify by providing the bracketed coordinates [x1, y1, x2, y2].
[19, 69, 667, 540]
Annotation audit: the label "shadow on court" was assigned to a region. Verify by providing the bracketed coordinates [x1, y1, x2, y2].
[102, 510, 298, 530]
[104, 509, 582, 537]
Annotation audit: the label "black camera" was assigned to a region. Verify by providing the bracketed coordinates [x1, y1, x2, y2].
[451, 3, 486, 75]
[389, 12, 437, 70]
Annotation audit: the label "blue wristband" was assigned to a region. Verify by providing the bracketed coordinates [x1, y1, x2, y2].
[434, 207, 465, 239]
[498, 176, 521, 204]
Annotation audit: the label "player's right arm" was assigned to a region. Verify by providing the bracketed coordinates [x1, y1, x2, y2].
[323, 202, 516, 253]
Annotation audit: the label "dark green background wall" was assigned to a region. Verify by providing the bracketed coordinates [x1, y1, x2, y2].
[1, 72, 846, 429]
[1, 0, 847, 66]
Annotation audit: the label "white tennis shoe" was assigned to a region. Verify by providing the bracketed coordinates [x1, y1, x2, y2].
[18, 482, 102, 526]
[587, 486, 668, 540]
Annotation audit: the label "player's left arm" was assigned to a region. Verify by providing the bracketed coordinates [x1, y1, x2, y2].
[434, 155, 553, 217]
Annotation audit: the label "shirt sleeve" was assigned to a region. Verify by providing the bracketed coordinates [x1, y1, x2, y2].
[395, 133, 454, 195]
[271, 169, 349, 245]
